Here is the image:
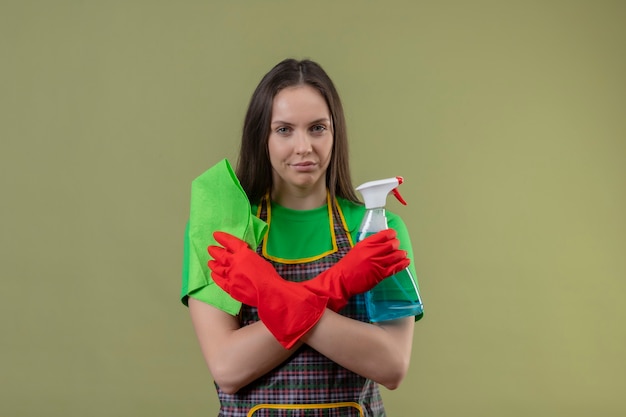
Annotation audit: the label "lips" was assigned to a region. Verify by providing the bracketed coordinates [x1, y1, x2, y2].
[289, 161, 318, 171]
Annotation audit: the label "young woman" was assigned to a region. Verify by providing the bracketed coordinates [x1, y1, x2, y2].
[185, 59, 421, 416]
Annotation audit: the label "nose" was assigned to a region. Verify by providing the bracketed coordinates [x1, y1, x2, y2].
[294, 131, 312, 155]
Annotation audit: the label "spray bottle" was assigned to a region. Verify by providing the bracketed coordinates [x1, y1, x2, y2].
[356, 177, 424, 322]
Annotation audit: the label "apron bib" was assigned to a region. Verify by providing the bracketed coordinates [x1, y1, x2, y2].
[215, 195, 385, 417]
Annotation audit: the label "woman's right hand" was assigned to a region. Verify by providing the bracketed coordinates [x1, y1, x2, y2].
[302, 229, 410, 311]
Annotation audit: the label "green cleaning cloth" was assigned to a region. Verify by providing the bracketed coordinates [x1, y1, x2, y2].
[181, 158, 268, 315]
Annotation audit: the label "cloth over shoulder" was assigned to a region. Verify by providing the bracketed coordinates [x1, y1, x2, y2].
[181, 158, 268, 315]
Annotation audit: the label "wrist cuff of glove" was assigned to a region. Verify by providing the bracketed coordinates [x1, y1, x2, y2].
[259, 295, 328, 349]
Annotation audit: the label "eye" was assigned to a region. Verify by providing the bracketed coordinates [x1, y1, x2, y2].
[310, 124, 327, 135]
[276, 126, 292, 135]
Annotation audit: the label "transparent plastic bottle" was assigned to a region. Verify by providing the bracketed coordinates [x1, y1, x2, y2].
[356, 178, 424, 322]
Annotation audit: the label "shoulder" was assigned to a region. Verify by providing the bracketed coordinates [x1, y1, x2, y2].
[336, 197, 408, 232]
[386, 209, 409, 232]
[336, 197, 365, 232]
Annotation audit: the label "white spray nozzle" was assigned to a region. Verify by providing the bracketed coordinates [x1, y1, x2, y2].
[356, 176, 407, 209]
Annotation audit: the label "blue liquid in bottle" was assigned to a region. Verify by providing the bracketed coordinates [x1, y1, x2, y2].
[357, 227, 424, 322]
[364, 268, 423, 322]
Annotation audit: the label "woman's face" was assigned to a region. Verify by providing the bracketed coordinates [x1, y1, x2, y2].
[268, 85, 333, 198]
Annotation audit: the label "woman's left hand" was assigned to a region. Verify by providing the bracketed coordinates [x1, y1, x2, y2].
[208, 231, 282, 307]
[208, 231, 328, 349]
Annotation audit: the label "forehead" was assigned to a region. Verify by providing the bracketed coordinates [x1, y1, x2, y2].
[271, 85, 330, 122]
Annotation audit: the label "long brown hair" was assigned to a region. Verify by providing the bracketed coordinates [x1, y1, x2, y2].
[236, 59, 359, 205]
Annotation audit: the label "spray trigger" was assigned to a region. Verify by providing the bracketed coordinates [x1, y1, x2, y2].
[393, 176, 407, 205]
[392, 188, 407, 205]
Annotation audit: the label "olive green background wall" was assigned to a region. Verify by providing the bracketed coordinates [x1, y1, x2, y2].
[2, 1, 624, 416]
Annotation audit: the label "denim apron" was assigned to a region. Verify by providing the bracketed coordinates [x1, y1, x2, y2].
[215, 195, 385, 417]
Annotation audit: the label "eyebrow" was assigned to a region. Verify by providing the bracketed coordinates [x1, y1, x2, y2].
[270, 118, 331, 126]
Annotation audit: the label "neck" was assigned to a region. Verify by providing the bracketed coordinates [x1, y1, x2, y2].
[271, 186, 328, 210]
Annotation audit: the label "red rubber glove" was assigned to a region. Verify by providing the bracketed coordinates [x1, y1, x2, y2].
[301, 229, 410, 311]
[208, 231, 328, 349]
